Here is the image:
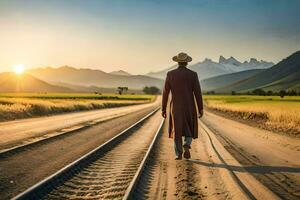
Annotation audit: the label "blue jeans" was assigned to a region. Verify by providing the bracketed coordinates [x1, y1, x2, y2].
[174, 136, 192, 157]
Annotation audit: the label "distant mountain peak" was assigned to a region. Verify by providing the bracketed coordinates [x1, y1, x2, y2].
[59, 65, 75, 70]
[249, 58, 259, 65]
[227, 57, 241, 66]
[219, 56, 241, 66]
[219, 56, 226, 63]
[110, 70, 131, 76]
[203, 58, 214, 63]
[248, 58, 274, 66]
[218, 56, 274, 68]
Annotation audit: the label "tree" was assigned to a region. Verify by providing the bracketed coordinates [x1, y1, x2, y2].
[206, 90, 215, 95]
[287, 90, 297, 96]
[231, 91, 236, 95]
[266, 90, 273, 96]
[117, 87, 128, 95]
[252, 88, 266, 96]
[279, 90, 286, 98]
[143, 86, 161, 94]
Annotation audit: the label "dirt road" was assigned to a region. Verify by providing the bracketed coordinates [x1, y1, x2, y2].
[202, 111, 300, 199]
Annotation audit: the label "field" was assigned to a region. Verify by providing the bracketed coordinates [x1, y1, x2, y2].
[203, 95, 300, 136]
[0, 93, 154, 121]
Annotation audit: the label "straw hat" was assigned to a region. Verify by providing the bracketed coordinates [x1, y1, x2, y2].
[172, 52, 192, 62]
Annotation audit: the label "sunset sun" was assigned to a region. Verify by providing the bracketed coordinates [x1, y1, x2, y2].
[13, 64, 25, 74]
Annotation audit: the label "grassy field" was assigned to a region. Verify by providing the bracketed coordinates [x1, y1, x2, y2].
[203, 95, 300, 136]
[0, 93, 154, 121]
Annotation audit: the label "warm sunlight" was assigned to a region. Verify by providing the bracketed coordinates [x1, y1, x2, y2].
[13, 64, 25, 74]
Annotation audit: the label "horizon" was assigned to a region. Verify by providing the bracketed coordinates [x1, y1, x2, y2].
[0, 0, 300, 74]
[0, 53, 279, 75]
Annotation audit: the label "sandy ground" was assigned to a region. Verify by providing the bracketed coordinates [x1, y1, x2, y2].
[0, 106, 156, 200]
[0, 97, 160, 151]
[137, 110, 300, 200]
[202, 111, 300, 166]
[202, 111, 300, 199]
[137, 122, 240, 200]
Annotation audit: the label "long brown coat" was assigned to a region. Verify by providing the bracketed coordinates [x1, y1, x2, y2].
[162, 66, 203, 139]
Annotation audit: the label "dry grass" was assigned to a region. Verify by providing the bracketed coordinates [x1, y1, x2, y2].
[204, 95, 300, 135]
[0, 93, 155, 101]
[0, 95, 150, 121]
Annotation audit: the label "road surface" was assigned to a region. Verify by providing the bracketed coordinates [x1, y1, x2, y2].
[201, 111, 300, 199]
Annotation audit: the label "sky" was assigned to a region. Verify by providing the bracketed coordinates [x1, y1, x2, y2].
[0, 0, 300, 74]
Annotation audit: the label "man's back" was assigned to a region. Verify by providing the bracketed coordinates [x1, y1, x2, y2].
[167, 66, 197, 105]
[163, 66, 203, 115]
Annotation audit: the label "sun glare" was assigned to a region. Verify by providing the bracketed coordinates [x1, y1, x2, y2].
[13, 64, 25, 75]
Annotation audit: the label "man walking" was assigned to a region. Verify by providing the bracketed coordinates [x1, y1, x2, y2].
[162, 52, 203, 160]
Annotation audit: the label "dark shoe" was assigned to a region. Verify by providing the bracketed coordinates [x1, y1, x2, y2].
[183, 145, 191, 159]
[175, 154, 182, 160]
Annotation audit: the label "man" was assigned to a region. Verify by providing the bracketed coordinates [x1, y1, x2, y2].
[162, 52, 203, 160]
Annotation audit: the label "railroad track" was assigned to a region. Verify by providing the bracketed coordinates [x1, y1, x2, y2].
[13, 108, 164, 200]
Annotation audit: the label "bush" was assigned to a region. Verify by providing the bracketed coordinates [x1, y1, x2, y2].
[206, 91, 215, 95]
[143, 86, 161, 94]
[287, 90, 297, 96]
[252, 88, 266, 96]
[279, 90, 286, 98]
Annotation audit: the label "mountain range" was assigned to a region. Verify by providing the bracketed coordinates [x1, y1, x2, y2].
[0, 72, 71, 93]
[28, 66, 163, 89]
[0, 52, 299, 93]
[147, 56, 274, 80]
[109, 70, 132, 76]
[200, 69, 265, 92]
[214, 51, 300, 92]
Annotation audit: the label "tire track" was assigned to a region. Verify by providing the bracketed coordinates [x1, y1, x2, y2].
[214, 131, 300, 200]
[202, 121, 300, 200]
